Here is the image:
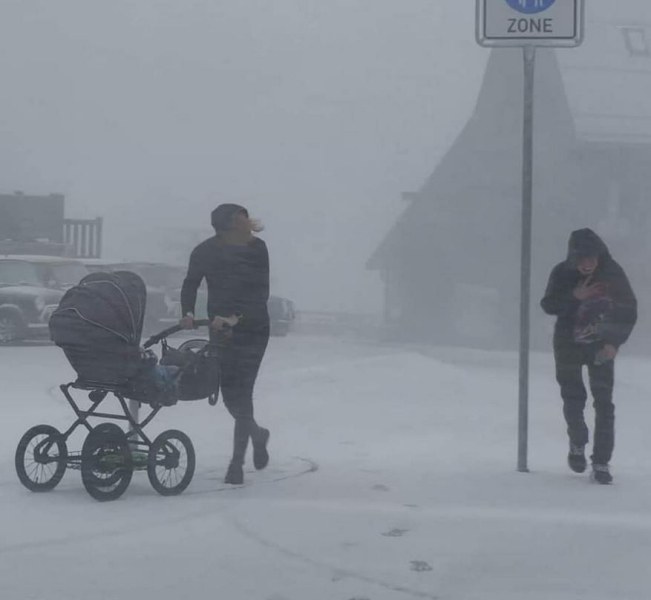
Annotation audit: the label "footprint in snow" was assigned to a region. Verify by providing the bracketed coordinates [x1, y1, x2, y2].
[382, 528, 409, 537]
[410, 560, 433, 572]
[372, 484, 390, 492]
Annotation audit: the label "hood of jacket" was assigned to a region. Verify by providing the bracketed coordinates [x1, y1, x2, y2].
[566, 228, 611, 266]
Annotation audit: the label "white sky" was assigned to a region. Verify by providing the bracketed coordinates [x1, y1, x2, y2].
[0, 0, 489, 312]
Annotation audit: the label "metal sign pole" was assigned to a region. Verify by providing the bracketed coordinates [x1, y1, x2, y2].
[518, 44, 536, 473]
[477, 0, 583, 473]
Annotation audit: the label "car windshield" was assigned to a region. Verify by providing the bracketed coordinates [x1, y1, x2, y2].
[84, 262, 131, 275]
[87, 263, 185, 290]
[0, 261, 42, 286]
[134, 265, 185, 290]
[47, 263, 89, 287]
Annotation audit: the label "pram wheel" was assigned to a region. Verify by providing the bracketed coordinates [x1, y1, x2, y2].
[81, 423, 133, 502]
[147, 429, 196, 496]
[15, 425, 68, 492]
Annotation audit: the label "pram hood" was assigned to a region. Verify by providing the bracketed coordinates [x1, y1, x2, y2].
[49, 271, 147, 385]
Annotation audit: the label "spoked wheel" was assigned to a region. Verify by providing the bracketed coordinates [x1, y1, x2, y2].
[15, 425, 68, 492]
[177, 338, 208, 353]
[147, 429, 195, 496]
[81, 423, 133, 502]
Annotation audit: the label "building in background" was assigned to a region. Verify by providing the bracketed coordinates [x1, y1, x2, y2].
[0, 192, 103, 259]
[369, 6, 651, 350]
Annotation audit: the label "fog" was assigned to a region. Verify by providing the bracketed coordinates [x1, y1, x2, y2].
[5, 3, 651, 599]
[0, 0, 488, 314]
[2, 0, 650, 347]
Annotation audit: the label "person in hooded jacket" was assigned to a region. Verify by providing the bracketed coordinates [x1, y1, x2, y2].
[541, 228, 637, 484]
[180, 204, 271, 485]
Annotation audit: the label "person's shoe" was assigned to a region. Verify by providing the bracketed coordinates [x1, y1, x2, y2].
[253, 428, 270, 471]
[591, 463, 613, 485]
[567, 443, 587, 473]
[224, 462, 244, 485]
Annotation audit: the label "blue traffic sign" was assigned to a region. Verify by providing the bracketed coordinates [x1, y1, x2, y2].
[478, 0, 584, 48]
[505, 0, 556, 14]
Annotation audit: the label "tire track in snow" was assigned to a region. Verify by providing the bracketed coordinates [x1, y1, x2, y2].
[0, 457, 317, 555]
[182, 456, 318, 496]
[228, 515, 440, 600]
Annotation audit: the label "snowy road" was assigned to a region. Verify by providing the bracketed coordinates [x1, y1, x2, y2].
[2, 335, 650, 600]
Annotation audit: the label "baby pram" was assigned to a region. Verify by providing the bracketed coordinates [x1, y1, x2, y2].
[15, 271, 221, 502]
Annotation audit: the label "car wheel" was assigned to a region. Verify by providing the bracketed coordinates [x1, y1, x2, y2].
[0, 312, 22, 345]
[271, 322, 289, 337]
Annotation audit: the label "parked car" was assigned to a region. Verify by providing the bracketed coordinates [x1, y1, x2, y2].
[267, 295, 296, 337]
[81, 260, 173, 335]
[27, 255, 89, 291]
[0, 256, 72, 344]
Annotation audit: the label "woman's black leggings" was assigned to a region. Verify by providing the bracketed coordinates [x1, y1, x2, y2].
[212, 325, 269, 466]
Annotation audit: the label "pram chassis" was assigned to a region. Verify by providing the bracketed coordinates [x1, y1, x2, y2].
[15, 321, 213, 501]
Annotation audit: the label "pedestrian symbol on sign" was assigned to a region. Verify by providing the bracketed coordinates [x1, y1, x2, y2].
[506, 0, 557, 14]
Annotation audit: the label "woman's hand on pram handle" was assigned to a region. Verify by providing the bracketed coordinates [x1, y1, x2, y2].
[211, 314, 242, 331]
[180, 313, 195, 330]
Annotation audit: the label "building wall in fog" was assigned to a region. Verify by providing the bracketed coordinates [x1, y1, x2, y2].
[370, 32, 651, 350]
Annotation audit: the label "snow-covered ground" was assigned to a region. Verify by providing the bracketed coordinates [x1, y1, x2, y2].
[2, 334, 650, 600]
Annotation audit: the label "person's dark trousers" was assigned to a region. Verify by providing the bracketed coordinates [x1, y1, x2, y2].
[212, 325, 269, 467]
[554, 341, 615, 465]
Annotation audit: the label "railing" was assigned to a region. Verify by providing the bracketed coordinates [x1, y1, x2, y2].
[63, 217, 103, 258]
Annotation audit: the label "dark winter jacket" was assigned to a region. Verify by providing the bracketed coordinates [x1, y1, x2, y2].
[181, 236, 270, 328]
[540, 229, 637, 348]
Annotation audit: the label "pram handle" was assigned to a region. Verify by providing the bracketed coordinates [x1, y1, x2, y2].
[143, 319, 212, 349]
